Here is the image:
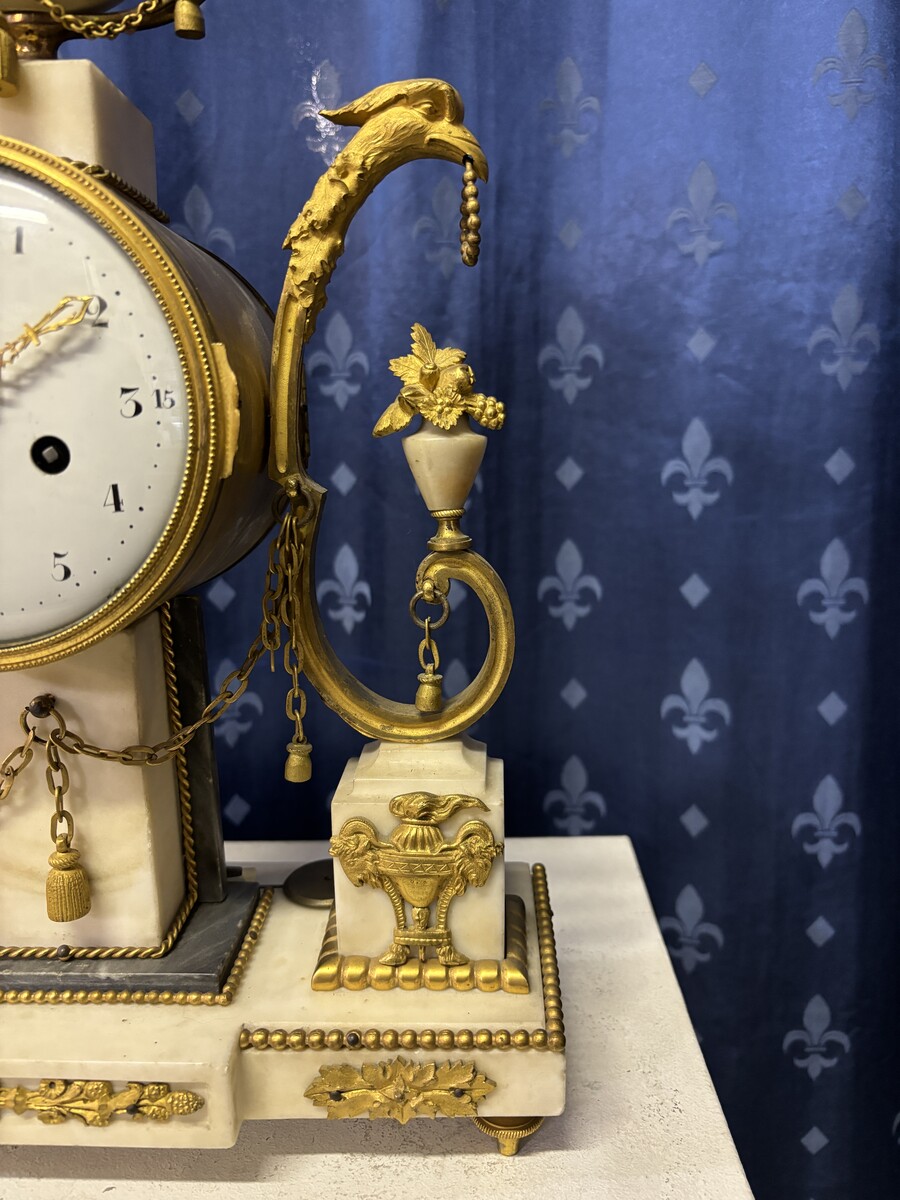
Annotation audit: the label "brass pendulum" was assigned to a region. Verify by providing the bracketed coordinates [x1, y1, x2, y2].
[46, 814, 91, 924]
[460, 156, 481, 267]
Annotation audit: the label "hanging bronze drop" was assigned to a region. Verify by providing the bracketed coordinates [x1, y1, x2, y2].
[460, 156, 481, 266]
[46, 831, 91, 923]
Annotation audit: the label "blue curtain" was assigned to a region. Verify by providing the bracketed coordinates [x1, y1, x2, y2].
[80, 2, 899, 1194]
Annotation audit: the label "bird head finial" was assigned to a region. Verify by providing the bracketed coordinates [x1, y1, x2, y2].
[321, 78, 488, 180]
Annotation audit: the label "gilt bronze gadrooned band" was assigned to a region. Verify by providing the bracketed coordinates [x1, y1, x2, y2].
[240, 864, 565, 1054]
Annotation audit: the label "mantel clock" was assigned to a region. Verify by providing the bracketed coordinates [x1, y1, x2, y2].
[0, 0, 567, 1161]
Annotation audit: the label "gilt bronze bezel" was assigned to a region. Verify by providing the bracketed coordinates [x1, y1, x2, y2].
[0, 136, 220, 669]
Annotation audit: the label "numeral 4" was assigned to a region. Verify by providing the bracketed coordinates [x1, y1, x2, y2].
[104, 483, 124, 513]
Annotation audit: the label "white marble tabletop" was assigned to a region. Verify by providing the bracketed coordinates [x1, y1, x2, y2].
[0, 836, 753, 1199]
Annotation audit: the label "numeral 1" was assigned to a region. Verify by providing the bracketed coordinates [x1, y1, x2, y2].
[51, 551, 71, 582]
[154, 387, 176, 409]
[104, 483, 124, 513]
[14, 226, 23, 254]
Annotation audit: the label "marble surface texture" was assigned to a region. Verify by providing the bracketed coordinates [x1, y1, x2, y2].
[0, 614, 187, 949]
[0, 60, 157, 199]
[332, 737, 506, 960]
[0, 836, 753, 1199]
[0, 881, 259, 991]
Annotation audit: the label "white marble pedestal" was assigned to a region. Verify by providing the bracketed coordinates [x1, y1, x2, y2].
[0, 838, 753, 1198]
[331, 737, 506, 962]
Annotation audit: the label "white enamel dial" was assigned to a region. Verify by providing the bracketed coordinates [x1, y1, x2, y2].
[0, 165, 189, 644]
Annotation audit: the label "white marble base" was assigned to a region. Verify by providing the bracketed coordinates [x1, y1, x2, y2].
[0, 861, 564, 1149]
[0, 614, 187, 949]
[331, 737, 505, 961]
[0, 838, 754, 1200]
[0, 60, 156, 200]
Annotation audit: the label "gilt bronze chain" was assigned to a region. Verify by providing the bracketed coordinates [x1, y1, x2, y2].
[0, 489, 312, 798]
[34, 0, 201, 40]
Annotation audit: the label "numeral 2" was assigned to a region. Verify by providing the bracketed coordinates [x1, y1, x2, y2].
[87, 296, 108, 328]
[104, 483, 124, 513]
[51, 551, 71, 582]
[119, 387, 142, 418]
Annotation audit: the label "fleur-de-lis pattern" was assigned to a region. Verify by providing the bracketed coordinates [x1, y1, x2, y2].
[661, 419, 733, 519]
[541, 58, 600, 157]
[292, 60, 349, 164]
[306, 312, 370, 411]
[796, 538, 869, 639]
[783, 996, 851, 1080]
[660, 885, 724, 974]
[316, 544, 372, 634]
[807, 284, 880, 391]
[537, 306, 604, 403]
[211, 659, 263, 749]
[667, 162, 738, 267]
[171, 185, 235, 256]
[120, 6, 899, 1192]
[543, 755, 607, 835]
[661, 659, 732, 754]
[412, 177, 465, 279]
[813, 9, 887, 121]
[537, 540, 602, 630]
[791, 776, 861, 868]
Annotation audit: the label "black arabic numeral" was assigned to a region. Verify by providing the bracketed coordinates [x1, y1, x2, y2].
[104, 483, 124, 513]
[87, 296, 108, 328]
[51, 551, 71, 582]
[153, 387, 176, 409]
[119, 386, 142, 418]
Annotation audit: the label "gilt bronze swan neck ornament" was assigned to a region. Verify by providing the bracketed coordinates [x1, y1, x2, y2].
[268, 79, 513, 748]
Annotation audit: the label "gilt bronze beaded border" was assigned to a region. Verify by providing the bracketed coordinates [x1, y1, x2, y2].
[239, 864, 565, 1054]
[310, 893, 530, 994]
[0, 888, 272, 1006]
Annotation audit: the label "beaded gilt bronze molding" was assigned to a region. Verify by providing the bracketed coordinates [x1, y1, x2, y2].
[0, 888, 273, 1006]
[63, 160, 170, 224]
[241, 864, 565, 1054]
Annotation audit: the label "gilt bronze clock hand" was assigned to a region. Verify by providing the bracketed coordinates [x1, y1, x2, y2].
[0, 294, 96, 369]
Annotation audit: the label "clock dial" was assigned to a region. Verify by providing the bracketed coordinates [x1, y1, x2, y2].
[0, 165, 190, 644]
[0, 138, 276, 670]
